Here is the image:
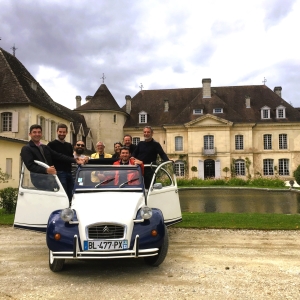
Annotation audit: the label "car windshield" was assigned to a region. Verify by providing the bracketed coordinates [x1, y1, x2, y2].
[74, 165, 143, 190]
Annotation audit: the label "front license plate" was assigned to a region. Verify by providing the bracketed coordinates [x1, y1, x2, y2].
[84, 240, 128, 251]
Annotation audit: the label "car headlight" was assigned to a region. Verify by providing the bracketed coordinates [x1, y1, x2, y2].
[140, 206, 152, 220]
[60, 208, 74, 222]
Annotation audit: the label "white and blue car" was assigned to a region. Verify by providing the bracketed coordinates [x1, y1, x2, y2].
[14, 160, 182, 272]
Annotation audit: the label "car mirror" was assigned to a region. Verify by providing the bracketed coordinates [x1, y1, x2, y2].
[153, 183, 163, 189]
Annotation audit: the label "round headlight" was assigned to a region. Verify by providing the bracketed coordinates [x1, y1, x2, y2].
[60, 208, 74, 222]
[140, 206, 152, 220]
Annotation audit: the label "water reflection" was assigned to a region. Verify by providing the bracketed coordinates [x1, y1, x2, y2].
[179, 188, 300, 214]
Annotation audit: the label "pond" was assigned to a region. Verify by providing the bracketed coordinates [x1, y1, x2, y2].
[178, 188, 300, 214]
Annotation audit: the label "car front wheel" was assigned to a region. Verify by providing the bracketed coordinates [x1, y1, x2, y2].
[49, 250, 65, 272]
[144, 225, 169, 267]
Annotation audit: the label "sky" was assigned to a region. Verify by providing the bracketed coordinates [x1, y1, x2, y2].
[1, 0, 300, 109]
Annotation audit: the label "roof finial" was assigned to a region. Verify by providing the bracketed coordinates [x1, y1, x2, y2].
[101, 73, 106, 84]
[139, 83, 144, 90]
[262, 77, 267, 85]
[11, 44, 18, 57]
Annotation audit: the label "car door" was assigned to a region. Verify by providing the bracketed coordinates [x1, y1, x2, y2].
[146, 161, 182, 226]
[14, 161, 69, 232]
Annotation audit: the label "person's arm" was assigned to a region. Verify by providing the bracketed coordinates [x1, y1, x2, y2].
[21, 146, 47, 174]
[156, 143, 169, 161]
[47, 146, 77, 164]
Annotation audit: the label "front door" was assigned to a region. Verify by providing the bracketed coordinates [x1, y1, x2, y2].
[14, 162, 69, 232]
[146, 161, 182, 226]
[204, 159, 215, 178]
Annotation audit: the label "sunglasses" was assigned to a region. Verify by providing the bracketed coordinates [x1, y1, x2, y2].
[76, 144, 85, 147]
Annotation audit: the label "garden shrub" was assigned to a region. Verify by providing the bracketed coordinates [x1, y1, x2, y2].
[0, 187, 18, 214]
[294, 165, 300, 186]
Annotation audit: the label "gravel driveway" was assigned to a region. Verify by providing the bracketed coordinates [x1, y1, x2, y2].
[1, 226, 300, 299]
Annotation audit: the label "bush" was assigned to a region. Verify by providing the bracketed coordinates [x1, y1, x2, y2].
[0, 187, 18, 214]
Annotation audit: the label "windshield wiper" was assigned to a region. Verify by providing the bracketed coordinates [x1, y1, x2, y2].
[119, 178, 139, 188]
[95, 177, 115, 188]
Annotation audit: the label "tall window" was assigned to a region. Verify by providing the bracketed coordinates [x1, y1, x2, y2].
[235, 135, 244, 150]
[263, 159, 274, 175]
[175, 136, 183, 151]
[263, 134, 272, 150]
[279, 134, 287, 149]
[204, 135, 214, 150]
[235, 160, 245, 176]
[113, 114, 117, 123]
[1, 112, 12, 131]
[175, 161, 185, 177]
[133, 137, 140, 145]
[6, 158, 12, 179]
[278, 159, 289, 176]
[86, 137, 92, 150]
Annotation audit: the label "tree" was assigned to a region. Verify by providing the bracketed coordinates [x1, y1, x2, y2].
[294, 165, 300, 185]
[191, 166, 197, 177]
[0, 168, 8, 183]
[222, 167, 229, 178]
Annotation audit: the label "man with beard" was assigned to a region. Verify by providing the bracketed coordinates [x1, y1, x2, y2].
[48, 124, 74, 202]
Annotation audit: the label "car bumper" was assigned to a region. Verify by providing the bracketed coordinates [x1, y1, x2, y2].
[51, 234, 159, 259]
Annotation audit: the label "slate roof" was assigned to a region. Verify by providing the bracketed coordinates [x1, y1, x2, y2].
[74, 83, 124, 113]
[123, 84, 300, 127]
[0, 47, 88, 135]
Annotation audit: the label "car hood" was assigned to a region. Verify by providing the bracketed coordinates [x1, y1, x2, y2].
[72, 191, 144, 226]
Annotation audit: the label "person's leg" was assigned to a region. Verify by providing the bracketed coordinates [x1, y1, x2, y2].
[66, 172, 74, 202]
[143, 167, 154, 189]
[56, 171, 69, 197]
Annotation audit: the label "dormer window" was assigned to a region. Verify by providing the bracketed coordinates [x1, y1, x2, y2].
[139, 111, 147, 123]
[213, 108, 223, 114]
[261, 106, 270, 119]
[193, 109, 203, 115]
[276, 105, 286, 119]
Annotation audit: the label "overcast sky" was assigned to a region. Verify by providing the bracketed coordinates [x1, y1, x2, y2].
[1, 0, 300, 109]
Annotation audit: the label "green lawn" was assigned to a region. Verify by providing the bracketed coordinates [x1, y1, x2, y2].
[174, 212, 300, 230]
[0, 209, 14, 225]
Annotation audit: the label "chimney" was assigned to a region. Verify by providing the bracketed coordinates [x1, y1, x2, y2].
[164, 98, 169, 112]
[202, 78, 211, 98]
[125, 95, 131, 114]
[245, 95, 251, 108]
[85, 95, 92, 102]
[76, 95, 82, 108]
[274, 86, 282, 98]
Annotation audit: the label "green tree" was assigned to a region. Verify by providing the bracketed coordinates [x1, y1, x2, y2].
[294, 165, 300, 185]
[223, 167, 229, 178]
[191, 166, 198, 177]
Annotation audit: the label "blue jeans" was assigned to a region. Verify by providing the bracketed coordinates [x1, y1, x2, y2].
[56, 171, 74, 202]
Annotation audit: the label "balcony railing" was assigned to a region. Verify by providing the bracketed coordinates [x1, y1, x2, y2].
[202, 147, 217, 156]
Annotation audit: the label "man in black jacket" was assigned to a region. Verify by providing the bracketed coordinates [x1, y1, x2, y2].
[21, 124, 83, 191]
[132, 126, 169, 189]
[48, 124, 74, 201]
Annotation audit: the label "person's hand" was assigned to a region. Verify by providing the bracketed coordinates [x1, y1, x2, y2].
[46, 166, 56, 175]
[134, 158, 143, 165]
[76, 157, 86, 165]
[84, 156, 89, 163]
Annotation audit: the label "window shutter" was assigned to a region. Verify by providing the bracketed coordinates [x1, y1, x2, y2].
[12, 111, 19, 132]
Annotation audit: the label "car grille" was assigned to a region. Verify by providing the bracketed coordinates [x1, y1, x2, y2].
[88, 224, 125, 239]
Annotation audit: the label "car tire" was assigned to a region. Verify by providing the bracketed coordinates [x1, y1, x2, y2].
[144, 225, 169, 266]
[49, 250, 65, 272]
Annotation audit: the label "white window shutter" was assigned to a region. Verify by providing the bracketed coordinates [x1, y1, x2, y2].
[12, 111, 19, 132]
[198, 160, 204, 179]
